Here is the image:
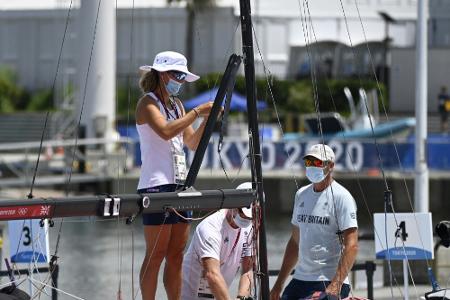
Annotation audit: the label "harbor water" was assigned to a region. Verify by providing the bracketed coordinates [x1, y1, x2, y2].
[0, 185, 448, 300]
[0, 214, 399, 300]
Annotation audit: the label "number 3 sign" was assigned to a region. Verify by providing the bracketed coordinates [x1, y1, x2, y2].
[8, 219, 49, 263]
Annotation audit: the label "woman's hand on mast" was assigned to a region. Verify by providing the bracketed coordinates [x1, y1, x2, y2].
[196, 101, 214, 118]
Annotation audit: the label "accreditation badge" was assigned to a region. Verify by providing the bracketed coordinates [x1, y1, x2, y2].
[197, 276, 214, 298]
[172, 149, 187, 184]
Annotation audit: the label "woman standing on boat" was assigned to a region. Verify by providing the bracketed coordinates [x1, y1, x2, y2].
[136, 51, 212, 300]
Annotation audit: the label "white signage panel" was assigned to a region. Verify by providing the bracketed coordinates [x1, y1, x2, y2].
[8, 219, 50, 263]
[374, 213, 434, 260]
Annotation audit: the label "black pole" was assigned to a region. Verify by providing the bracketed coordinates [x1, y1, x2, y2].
[184, 54, 242, 189]
[239, 0, 270, 299]
[51, 264, 59, 300]
[78, 125, 86, 174]
[366, 261, 375, 300]
[0, 189, 253, 221]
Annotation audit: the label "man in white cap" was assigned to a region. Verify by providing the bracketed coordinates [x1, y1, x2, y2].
[270, 144, 358, 300]
[181, 182, 255, 300]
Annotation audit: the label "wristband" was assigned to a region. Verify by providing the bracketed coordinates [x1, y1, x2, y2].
[192, 107, 200, 118]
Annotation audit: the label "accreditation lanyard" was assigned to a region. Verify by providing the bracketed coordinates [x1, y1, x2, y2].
[160, 97, 180, 120]
[159, 98, 186, 184]
[221, 229, 241, 266]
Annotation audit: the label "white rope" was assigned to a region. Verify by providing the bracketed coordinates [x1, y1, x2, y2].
[344, 0, 435, 296]
[0, 278, 27, 289]
[27, 276, 87, 300]
[444, 276, 450, 299]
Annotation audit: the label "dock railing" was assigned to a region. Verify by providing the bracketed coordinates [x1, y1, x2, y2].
[0, 137, 134, 188]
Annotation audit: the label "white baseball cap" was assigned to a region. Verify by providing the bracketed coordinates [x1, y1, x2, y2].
[303, 144, 335, 162]
[139, 51, 200, 82]
[236, 182, 253, 219]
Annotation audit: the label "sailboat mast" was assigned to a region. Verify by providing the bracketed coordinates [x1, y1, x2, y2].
[239, 0, 270, 299]
[414, 0, 428, 212]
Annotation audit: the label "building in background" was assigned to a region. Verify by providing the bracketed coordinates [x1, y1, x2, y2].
[0, 0, 449, 115]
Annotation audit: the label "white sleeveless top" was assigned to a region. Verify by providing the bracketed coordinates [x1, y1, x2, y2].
[137, 92, 184, 189]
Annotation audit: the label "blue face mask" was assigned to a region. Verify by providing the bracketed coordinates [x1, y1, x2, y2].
[165, 79, 183, 96]
[233, 211, 252, 228]
[305, 166, 328, 183]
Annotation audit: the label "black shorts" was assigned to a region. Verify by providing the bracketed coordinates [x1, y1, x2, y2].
[281, 279, 350, 300]
[138, 184, 192, 225]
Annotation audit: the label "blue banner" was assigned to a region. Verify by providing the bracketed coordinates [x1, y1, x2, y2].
[184, 138, 450, 172]
[118, 126, 450, 172]
[183, 139, 415, 172]
[376, 247, 433, 260]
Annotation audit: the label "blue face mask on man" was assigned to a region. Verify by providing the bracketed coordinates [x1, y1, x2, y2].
[233, 210, 252, 228]
[165, 78, 183, 96]
[305, 166, 328, 183]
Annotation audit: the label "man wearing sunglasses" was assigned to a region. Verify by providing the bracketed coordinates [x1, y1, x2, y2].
[270, 144, 359, 300]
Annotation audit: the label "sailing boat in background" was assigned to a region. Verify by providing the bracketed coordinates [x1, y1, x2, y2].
[0, 0, 449, 299]
[285, 87, 416, 140]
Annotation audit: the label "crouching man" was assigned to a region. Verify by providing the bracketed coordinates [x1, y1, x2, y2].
[181, 182, 255, 300]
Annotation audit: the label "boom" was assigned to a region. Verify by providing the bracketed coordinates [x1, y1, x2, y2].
[0, 189, 254, 221]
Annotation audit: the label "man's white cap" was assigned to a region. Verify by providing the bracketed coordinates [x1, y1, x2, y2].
[303, 144, 335, 162]
[236, 182, 253, 219]
[139, 51, 200, 82]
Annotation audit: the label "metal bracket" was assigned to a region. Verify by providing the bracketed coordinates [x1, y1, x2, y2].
[142, 196, 150, 209]
[103, 198, 112, 216]
[103, 197, 120, 217]
[126, 196, 149, 225]
[178, 186, 202, 197]
[112, 197, 120, 216]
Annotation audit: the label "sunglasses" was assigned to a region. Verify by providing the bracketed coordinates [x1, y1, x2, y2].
[304, 157, 325, 168]
[169, 71, 187, 81]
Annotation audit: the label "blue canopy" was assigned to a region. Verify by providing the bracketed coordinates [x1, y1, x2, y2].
[183, 88, 267, 111]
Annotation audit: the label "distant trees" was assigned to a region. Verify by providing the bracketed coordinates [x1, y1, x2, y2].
[0, 68, 23, 113]
[193, 73, 387, 116]
[0, 67, 54, 113]
[1, 65, 386, 127]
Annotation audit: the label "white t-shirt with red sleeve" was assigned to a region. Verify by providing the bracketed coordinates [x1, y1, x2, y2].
[181, 210, 253, 300]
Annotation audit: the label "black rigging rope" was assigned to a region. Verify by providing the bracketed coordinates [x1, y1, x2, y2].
[49, 3, 104, 290]
[251, 24, 300, 190]
[13, 1, 75, 298]
[250, 0, 407, 297]
[336, 0, 432, 297]
[352, 1, 436, 293]
[116, 0, 136, 298]
[295, 0, 430, 298]
[27, 0, 74, 200]
[296, 1, 349, 295]
[298, 0, 402, 296]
